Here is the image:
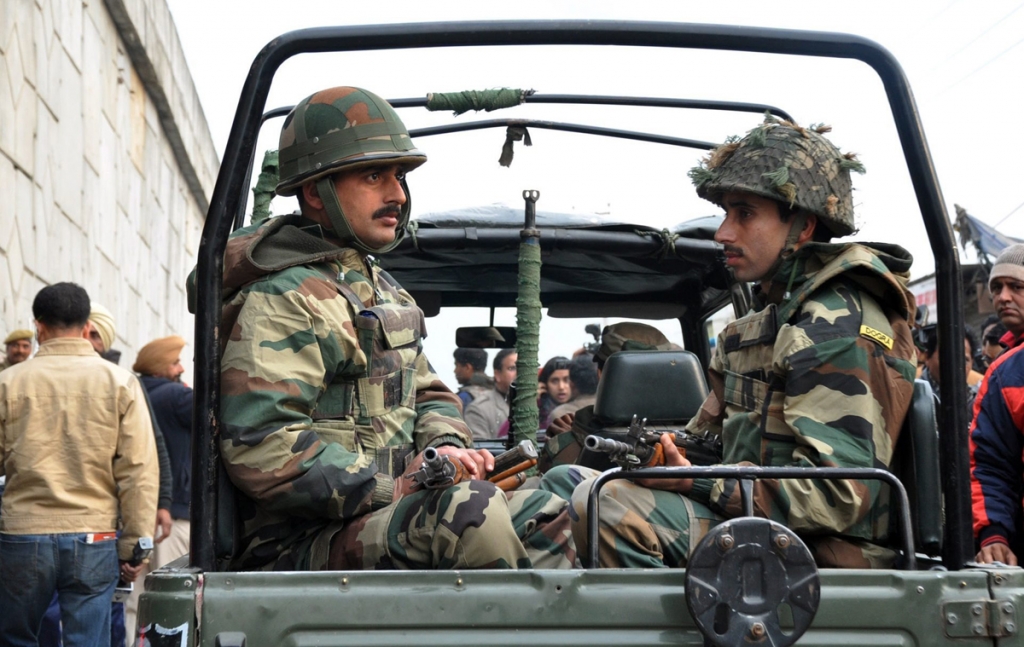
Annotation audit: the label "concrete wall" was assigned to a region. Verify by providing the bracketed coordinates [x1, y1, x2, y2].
[0, 0, 217, 377]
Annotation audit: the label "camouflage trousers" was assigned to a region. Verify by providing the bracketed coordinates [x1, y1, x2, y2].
[309, 480, 575, 570]
[540, 465, 721, 568]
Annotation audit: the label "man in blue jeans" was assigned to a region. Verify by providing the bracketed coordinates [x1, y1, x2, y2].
[0, 283, 159, 646]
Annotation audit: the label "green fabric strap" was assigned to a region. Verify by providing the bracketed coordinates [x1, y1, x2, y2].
[314, 177, 408, 255]
[499, 126, 532, 167]
[763, 212, 809, 302]
[426, 88, 529, 115]
[512, 238, 542, 446]
[251, 150, 279, 224]
[316, 177, 372, 254]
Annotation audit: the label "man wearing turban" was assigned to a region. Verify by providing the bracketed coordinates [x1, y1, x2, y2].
[132, 336, 194, 604]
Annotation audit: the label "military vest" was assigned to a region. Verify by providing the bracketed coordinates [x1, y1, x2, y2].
[312, 266, 426, 477]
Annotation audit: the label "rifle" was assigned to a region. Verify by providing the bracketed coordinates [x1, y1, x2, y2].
[406, 440, 539, 492]
[584, 415, 722, 470]
[406, 447, 469, 489]
[485, 439, 537, 489]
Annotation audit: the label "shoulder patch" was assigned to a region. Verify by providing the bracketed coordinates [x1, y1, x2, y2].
[859, 325, 894, 350]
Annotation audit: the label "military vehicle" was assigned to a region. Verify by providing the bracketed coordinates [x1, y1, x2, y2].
[137, 21, 1022, 647]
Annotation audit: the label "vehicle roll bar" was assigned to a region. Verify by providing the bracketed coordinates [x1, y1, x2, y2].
[195, 21, 967, 572]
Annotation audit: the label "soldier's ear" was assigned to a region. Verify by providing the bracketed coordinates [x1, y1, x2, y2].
[301, 182, 325, 211]
[797, 213, 818, 245]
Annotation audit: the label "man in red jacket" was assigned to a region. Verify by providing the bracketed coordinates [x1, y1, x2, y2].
[970, 243, 1024, 565]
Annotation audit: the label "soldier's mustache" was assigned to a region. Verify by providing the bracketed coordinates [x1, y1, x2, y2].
[373, 206, 401, 220]
[722, 245, 743, 256]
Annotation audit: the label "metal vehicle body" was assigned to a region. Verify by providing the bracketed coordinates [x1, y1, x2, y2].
[138, 21, 1023, 647]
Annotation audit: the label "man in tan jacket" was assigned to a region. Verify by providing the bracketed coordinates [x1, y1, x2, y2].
[0, 282, 158, 647]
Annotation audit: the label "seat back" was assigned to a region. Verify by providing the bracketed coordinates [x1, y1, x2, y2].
[578, 350, 709, 471]
[890, 379, 943, 557]
[593, 350, 709, 424]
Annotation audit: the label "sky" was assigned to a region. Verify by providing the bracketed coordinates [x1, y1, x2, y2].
[165, 0, 1024, 389]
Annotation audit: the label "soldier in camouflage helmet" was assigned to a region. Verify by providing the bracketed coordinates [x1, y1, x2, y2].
[560, 116, 919, 569]
[213, 87, 574, 571]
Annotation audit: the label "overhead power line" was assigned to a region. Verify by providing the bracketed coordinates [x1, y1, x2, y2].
[995, 200, 1024, 228]
[939, 33, 1024, 94]
[930, 1, 1024, 70]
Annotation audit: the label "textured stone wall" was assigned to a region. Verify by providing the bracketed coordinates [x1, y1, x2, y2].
[0, 0, 217, 377]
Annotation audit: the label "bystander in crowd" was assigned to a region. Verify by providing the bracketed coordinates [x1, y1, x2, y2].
[0, 283, 158, 646]
[464, 349, 517, 440]
[971, 243, 1024, 566]
[1, 329, 34, 372]
[452, 348, 493, 410]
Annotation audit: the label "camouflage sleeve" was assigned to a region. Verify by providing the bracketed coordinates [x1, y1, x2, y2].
[685, 335, 726, 438]
[391, 284, 473, 451]
[220, 271, 394, 521]
[690, 283, 915, 536]
[410, 349, 474, 451]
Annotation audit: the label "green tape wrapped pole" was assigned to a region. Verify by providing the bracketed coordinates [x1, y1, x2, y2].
[251, 149, 279, 224]
[511, 190, 542, 451]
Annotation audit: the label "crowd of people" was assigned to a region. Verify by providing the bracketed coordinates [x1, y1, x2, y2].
[455, 348, 607, 442]
[0, 285, 194, 646]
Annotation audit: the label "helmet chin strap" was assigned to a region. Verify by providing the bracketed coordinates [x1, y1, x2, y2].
[315, 177, 408, 255]
[763, 212, 808, 303]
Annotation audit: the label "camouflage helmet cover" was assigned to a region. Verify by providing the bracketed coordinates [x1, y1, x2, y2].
[594, 322, 672, 363]
[688, 115, 865, 237]
[275, 86, 426, 197]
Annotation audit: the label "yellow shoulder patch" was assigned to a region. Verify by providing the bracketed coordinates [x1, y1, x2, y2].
[860, 325, 894, 350]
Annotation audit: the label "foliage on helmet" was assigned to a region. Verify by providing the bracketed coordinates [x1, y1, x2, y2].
[688, 115, 865, 237]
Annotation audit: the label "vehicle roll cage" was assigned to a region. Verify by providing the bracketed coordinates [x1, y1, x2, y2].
[233, 94, 792, 229]
[196, 21, 969, 572]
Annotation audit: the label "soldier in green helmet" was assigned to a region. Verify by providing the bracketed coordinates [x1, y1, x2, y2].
[553, 115, 919, 569]
[214, 87, 575, 571]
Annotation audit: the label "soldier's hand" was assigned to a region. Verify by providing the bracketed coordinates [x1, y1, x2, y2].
[547, 413, 575, 436]
[637, 435, 693, 494]
[436, 446, 494, 480]
[976, 542, 1018, 566]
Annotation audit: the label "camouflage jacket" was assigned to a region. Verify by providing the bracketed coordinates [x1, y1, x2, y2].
[686, 242, 917, 555]
[215, 215, 472, 569]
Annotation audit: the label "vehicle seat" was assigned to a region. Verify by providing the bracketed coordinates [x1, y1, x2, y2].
[593, 350, 710, 424]
[578, 350, 710, 470]
[889, 379, 942, 558]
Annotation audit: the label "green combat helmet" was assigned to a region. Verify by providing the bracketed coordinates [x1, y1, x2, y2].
[594, 322, 672, 364]
[688, 115, 865, 239]
[275, 86, 427, 254]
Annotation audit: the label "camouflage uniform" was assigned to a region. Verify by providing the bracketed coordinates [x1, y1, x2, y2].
[216, 87, 574, 571]
[563, 117, 918, 569]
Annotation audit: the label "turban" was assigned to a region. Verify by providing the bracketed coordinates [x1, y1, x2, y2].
[133, 336, 186, 375]
[4, 329, 34, 345]
[89, 304, 117, 352]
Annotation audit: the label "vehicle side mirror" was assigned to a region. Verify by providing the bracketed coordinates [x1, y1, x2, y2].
[456, 326, 517, 349]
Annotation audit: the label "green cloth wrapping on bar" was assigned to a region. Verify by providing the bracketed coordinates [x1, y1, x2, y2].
[513, 237, 542, 446]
